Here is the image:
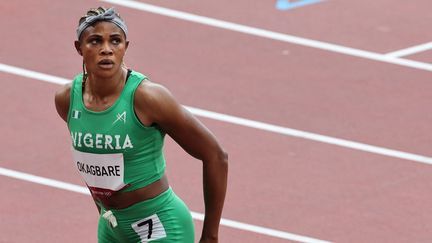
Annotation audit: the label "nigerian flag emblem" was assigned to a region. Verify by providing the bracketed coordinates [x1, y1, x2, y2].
[72, 110, 81, 119]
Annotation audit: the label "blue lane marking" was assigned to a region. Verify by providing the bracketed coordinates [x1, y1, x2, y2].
[276, 0, 324, 10]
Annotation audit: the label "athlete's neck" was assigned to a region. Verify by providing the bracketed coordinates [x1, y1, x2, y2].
[85, 67, 127, 99]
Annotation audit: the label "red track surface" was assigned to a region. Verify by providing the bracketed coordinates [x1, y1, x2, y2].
[1, 0, 432, 242]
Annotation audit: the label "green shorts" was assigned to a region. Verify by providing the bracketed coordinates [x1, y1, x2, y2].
[97, 187, 195, 242]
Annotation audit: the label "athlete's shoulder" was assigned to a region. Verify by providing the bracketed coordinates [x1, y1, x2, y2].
[54, 82, 72, 122]
[134, 77, 180, 126]
[55, 72, 81, 122]
[135, 79, 173, 107]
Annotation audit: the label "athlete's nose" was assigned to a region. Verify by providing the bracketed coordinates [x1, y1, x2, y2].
[100, 41, 113, 55]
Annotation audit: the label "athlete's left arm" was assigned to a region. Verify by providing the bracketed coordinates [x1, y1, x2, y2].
[135, 82, 228, 242]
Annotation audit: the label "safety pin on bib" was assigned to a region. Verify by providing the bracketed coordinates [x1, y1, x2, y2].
[102, 210, 118, 228]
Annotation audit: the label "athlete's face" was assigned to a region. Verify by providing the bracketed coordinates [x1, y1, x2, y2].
[75, 21, 129, 78]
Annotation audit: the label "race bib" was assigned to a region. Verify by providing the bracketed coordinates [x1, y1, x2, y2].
[72, 148, 126, 191]
[132, 214, 167, 242]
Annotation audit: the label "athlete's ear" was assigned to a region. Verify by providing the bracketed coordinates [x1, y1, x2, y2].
[125, 40, 129, 51]
[74, 41, 82, 56]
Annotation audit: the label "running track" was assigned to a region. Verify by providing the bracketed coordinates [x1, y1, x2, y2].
[1, 1, 432, 242]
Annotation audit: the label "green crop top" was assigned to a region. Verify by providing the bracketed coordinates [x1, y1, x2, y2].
[67, 70, 166, 194]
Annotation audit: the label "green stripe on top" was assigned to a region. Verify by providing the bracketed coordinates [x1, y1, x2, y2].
[67, 70, 166, 192]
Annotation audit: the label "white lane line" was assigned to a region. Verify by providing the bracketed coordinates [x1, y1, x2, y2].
[1, 63, 432, 165]
[101, 0, 432, 72]
[0, 167, 89, 194]
[0, 63, 69, 85]
[0, 167, 331, 243]
[186, 107, 432, 165]
[385, 42, 432, 58]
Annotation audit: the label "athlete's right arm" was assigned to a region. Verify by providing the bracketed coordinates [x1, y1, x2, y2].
[54, 83, 72, 122]
[54, 83, 102, 214]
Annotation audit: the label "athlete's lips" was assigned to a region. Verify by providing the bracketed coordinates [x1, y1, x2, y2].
[98, 59, 115, 69]
[98, 59, 115, 65]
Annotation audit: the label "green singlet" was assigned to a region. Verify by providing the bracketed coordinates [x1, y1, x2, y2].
[68, 70, 165, 194]
[67, 70, 195, 242]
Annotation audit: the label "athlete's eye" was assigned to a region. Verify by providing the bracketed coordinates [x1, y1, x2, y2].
[89, 38, 101, 45]
[111, 38, 121, 45]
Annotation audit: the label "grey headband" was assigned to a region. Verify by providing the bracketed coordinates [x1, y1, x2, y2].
[76, 8, 128, 40]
